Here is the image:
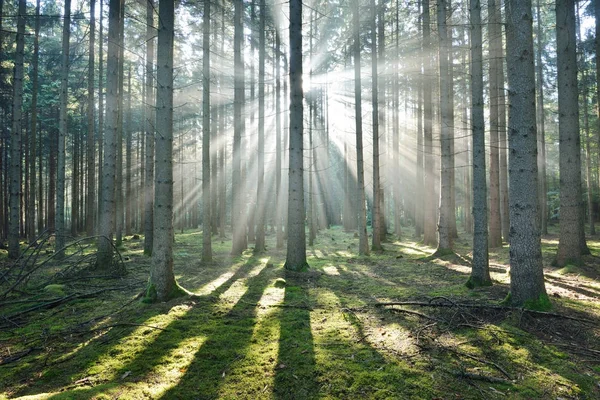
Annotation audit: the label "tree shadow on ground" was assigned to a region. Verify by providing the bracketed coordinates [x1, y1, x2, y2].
[273, 272, 319, 399]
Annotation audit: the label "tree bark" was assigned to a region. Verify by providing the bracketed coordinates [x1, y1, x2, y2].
[232, 0, 246, 256]
[505, 0, 548, 307]
[202, 0, 212, 262]
[97, 0, 122, 271]
[535, 0, 548, 235]
[371, 0, 382, 252]
[468, 0, 491, 288]
[150, 0, 179, 302]
[8, 0, 26, 259]
[284, 0, 308, 270]
[488, 0, 502, 248]
[556, 0, 587, 266]
[55, 0, 71, 258]
[255, 0, 266, 253]
[86, 0, 96, 237]
[422, 0, 437, 246]
[28, 0, 41, 244]
[437, 0, 453, 252]
[144, 0, 155, 255]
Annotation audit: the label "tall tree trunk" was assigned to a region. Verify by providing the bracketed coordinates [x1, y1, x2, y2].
[86, 0, 96, 236]
[583, 71, 595, 235]
[556, 0, 587, 266]
[202, 0, 212, 262]
[232, 0, 247, 256]
[495, 1, 510, 243]
[422, 0, 436, 246]
[218, 1, 226, 240]
[414, 0, 422, 238]
[255, 0, 266, 253]
[115, 1, 125, 246]
[125, 66, 132, 236]
[284, 0, 308, 270]
[55, 0, 71, 258]
[9, 0, 26, 259]
[505, 0, 548, 307]
[536, 0, 548, 234]
[276, 30, 284, 249]
[97, 0, 122, 270]
[28, 0, 41, 244]
[371, 0, 382, 251]
[488, 0, 502, 248]
[352, 0, 369, 256]
[150, 0, 179, 302]
[437, 0, 453, 252]
[97, 0, 104, 234]
[467, 0, 491, 288]
[144, 0, 155, 255]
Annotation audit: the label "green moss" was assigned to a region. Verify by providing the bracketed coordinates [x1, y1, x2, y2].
[44, 284, 66, 296]
[523, 293, 552, 311]
[465, 276, 493, 289]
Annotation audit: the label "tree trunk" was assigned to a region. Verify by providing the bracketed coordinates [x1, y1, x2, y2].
[468, 0, 491, 288]
[232, 0, 246, 256]
[535, 0, 548, 235]
[276, 30, 284, 249]
[218, 2, 226, 240]
[150, 0, 179, 302]
[86, 0, 96, 236]
[8, 0, 26, 259]
[125, 66, 132, 236]
[202, 0, 212, 262]
[255, 0, 266, 253]
[422, 0, 436, 246]
[284, 0, 308, 270]
[144, 0, 155, 255]
[583, 71, 595, 235]
[488, 0, 502, 248]
[556, 0, 587, 266]
[352, 0, 370, 256]
[437, 0, 453, 252]
[28, 0, 41, 244]
[97, 0, 122, 271]
[371, 0, 382, 251]
[505, 0, 548, 307]
[97, 0, 104, 234]
[55, 0, 71, 258]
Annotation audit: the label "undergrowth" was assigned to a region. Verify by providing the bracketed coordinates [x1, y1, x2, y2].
[0, 226, 599, 399]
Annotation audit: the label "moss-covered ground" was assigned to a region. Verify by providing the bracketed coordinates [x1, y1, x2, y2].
[1, 226, 599, 399]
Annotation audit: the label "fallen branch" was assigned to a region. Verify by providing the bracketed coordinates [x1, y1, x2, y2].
[374, 299, 596, 324]
[451, 370, 511, 384]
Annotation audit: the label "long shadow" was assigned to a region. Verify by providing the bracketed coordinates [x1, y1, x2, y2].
[43, 257, 269, 399]
[273, 272, 319, 399]
[158, 258, 275, 399]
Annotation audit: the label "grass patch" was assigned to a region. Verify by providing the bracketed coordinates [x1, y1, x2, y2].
[1, 227, 599, 399]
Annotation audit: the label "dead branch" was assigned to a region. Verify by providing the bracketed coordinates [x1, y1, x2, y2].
[374, 299, 597, 324]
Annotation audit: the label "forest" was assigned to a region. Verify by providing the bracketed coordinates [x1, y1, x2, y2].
[1, 0, 600, 398]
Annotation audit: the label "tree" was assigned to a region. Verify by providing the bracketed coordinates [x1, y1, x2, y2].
[86, 0, 96, 237]
[231, 0, 247, 256]
[535, 0, 548, 235]
[255, 0, 266, 253]
[284, 0, 308, 271]
[55, 0, 72, 258]
[275, 30, 284, 249]
[353, 0, 370, 256]
[97, 0, 122, 270]
[149, 0, 181, 301]
[28, 0, 41, 244]
[488, 0, 502, 248]
[202, 0, 212, 262]
[144, 0, 155, 256]
[555, 0, 587, 266]
[467, 0, 491, 288]
[505, 0, 548, 307]
[422, 0, 436, 246]
[8, 0, 26, 259]
[371, 0, 382, 252]
[437, 0, 453, 252]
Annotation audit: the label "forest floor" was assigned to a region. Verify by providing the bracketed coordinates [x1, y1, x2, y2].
[1, 225, 600, 399]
